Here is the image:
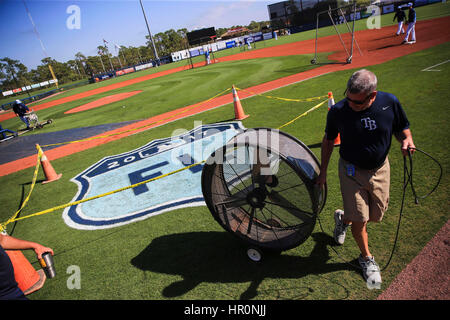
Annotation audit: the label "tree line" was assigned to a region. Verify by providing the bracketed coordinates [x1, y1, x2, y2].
[0, 21, 269, 94]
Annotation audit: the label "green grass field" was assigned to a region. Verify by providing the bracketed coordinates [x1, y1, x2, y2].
[0, 52, 332, 133]
[0, 3, 449, 301]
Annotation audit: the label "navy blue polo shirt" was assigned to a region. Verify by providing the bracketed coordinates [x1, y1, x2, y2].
[325, 91, 410, 169]
[0, 245, 27, 300]
[12, 103, 29, 117]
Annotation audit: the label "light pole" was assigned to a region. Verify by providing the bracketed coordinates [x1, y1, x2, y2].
[103, 40, 114, 71]
[139, 0, 160, 66]
[97, 51, 106, 73]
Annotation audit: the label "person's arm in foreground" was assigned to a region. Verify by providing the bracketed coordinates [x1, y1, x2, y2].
[0, 234, 53, 259]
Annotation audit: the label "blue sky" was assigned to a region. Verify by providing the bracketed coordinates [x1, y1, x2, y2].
[0, 0, 275, 70]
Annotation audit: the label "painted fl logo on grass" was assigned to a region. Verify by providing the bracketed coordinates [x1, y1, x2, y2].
[63, 122, 245, 230]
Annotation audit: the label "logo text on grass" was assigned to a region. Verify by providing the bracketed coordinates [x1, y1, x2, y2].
[63, 122, 245, 230]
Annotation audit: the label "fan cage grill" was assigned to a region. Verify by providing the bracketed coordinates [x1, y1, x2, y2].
[201, 128, 326, 251]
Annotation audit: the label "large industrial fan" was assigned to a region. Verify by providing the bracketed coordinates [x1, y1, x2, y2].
[201, 128, 326, 261]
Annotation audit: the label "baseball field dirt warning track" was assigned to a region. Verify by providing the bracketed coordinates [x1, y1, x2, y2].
[64, 91, 143, 114]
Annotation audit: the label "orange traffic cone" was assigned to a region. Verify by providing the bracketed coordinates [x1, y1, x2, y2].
[232, 85, 249, 120]
[6, 250, 46, 295]
[328, 91, 335, 109]
[36, 144, 62, 184]
[328, 92, 341, 146]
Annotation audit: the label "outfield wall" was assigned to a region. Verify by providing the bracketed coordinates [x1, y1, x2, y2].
[171, 31, 274, 62]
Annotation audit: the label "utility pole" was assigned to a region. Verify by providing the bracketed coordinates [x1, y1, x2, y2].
[98, 51, 106, 73]
[102, 39, 114, 71]
[107, 55, 114, 71]
[139, 0, 160, 66]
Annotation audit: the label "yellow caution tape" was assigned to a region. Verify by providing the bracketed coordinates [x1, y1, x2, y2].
[277, 99, 328, 130]
[1, 88, 330, 231]
[41, 87, 325, 148]
[41, 87, 232, 148]
[235, 86, 327, 103]
[2, 88, 233, 229]
[0, 160, 206, 229]
[0, 149, 42, 232]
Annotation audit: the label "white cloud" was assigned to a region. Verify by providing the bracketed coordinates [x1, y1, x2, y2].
[188, 1, 269, 30]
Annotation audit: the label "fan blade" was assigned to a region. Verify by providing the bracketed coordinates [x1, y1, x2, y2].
[247, 207, 256, 234]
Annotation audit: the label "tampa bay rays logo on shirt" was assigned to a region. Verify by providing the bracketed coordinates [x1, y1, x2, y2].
[361, 117, 377, 131]
[63, 122, 245, 230]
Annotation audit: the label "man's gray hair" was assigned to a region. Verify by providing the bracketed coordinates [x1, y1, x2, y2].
[347, 69, 377, 94]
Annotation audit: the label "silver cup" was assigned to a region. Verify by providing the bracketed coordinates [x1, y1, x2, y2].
[39, 252, 56, 279]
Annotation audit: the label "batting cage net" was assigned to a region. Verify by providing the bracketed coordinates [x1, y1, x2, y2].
[312, 2, 363, 65]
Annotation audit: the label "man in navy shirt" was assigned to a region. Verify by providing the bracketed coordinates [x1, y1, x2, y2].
[12, 99, 31, 130]
[317, 69, 415, 286]
[402, 2, 416, 44]
[0, 233, 53, 300]
[393, 7, 406, 36]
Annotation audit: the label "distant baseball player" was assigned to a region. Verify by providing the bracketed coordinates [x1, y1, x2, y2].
[402, 3, 416, 44]
[205, 49, 210, 65]
[246, 37, 252, 50]
[12, 99, 30, 130]
[393, 7, 406, 36]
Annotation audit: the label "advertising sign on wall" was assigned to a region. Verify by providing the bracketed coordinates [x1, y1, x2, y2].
[383, 4, 395, 14]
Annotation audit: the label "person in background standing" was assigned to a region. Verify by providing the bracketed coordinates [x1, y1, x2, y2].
[205, 49, 211, 65]
[393, 7, 406, 36]
[403, 3, 416, 44]
[12, 99, 30, 130]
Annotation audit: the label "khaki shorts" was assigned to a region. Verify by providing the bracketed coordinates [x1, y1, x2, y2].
[338, 157, 390, 223]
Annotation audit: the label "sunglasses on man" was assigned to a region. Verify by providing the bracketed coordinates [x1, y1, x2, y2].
[344, 89, 374, 105]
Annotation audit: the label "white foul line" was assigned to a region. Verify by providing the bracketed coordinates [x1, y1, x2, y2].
[421, 59, 450, 72]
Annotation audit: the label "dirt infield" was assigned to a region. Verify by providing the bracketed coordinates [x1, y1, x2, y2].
[0, 69, 194, 122]
[64, 90, 142, 114]
[377, 219, 450, 300]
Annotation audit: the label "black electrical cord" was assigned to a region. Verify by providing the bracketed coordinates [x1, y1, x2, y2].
[318, 146, 443, 271]
[407, 147, 443, 204]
